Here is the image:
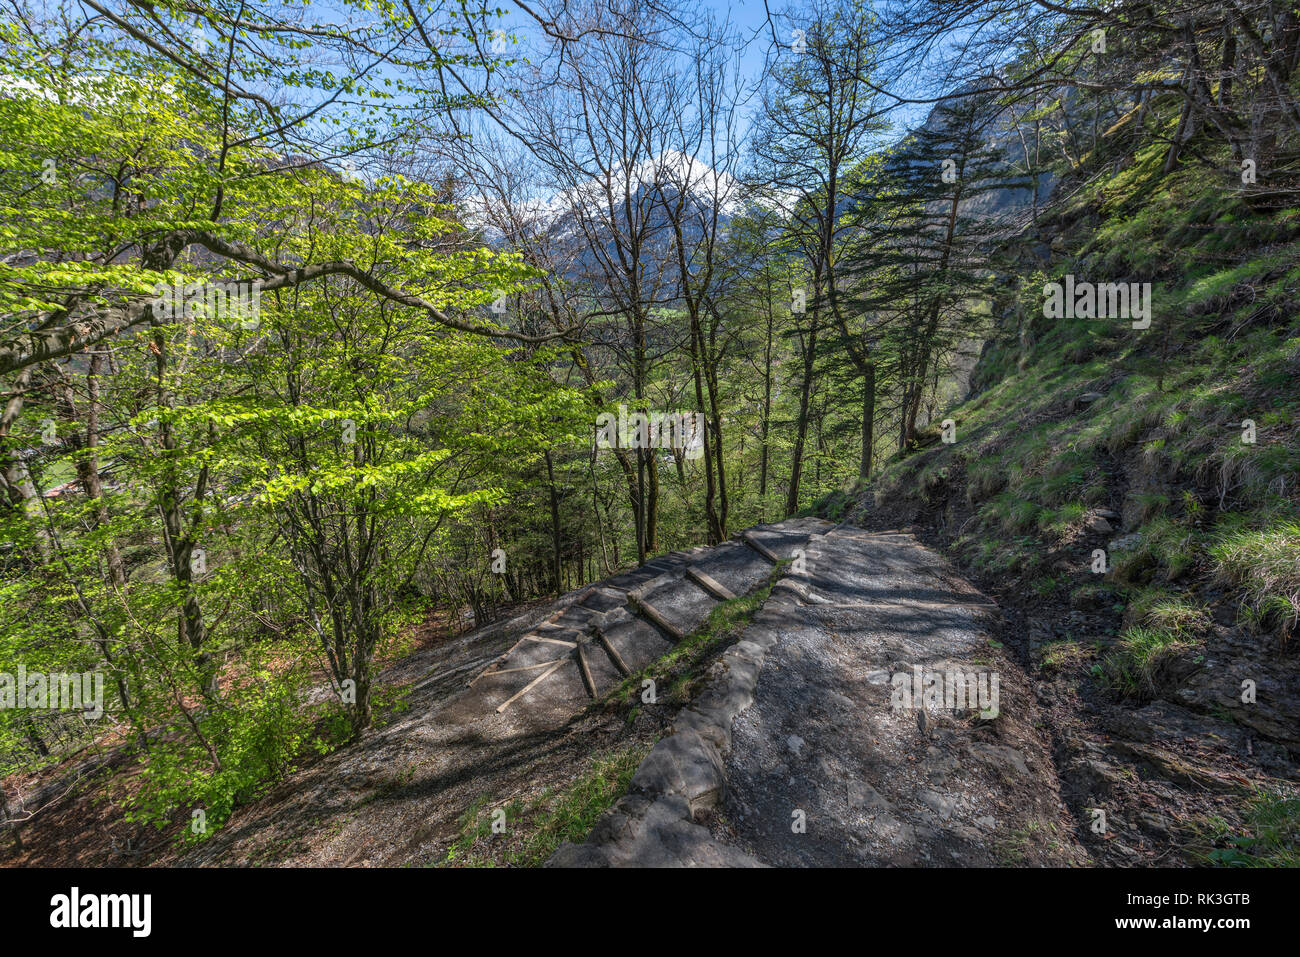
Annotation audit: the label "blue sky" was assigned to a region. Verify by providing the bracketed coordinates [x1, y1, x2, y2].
[702, 0, 938, 139]
[486, 0, 939, 141]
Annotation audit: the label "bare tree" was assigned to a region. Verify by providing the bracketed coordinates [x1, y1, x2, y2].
[751, 0, 889, 507]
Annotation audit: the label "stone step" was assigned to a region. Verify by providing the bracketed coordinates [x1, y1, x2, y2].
[628, 594, 688, 642]
[592, 616, 674, 677]
[593, 626, 632, 676]
[463, 521, 829, 713]
[740, 530, 780, 563]
[579, 633, 624, 696]
[686, 539, 771, 597]
[685, 565, 736, 601]
[633, 575, 717, 639]
[547, 519, 1069, 868]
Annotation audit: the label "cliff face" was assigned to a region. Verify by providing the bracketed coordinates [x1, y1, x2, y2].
[914, 94, 1059, 223]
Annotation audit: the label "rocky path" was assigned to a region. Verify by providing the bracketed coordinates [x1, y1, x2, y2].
[443, 518, 831, 732]
[551, 525, 1085, 867]
[14, 516, 1083, 867]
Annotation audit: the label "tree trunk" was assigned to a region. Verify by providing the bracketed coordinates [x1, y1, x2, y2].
[786, 301, 819, 516]
[544, 450, 563, 594]
[860, 363, 876, 480]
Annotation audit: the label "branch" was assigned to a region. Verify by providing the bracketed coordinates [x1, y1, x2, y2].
[0, 232, 576, 377]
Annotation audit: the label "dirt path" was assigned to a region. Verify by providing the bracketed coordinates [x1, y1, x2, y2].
[554, 525, 1086, 866]
[6, 518, 1085, 868]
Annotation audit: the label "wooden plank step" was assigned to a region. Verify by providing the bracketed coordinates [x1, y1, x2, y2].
[495, 658, 568, 714]
[628, 594, 684, 642]
[685, 565, 736, 601]
[574, 642, 598, 699]
[471, 657, 568, 683]
[741, 531, 781, 564]
[593, 627, 631, 676]
[523, 634, 579, 648]
[468, 589, 599, 686]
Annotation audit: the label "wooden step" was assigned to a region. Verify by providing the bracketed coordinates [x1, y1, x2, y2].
[524, 633, 578, 648]
[685, 565, 736, 601]
[627, 594, 684, 642]
[494, 658, 568, 713]
[593, 626, 631, 676]
[741, 531, 781, 564]
[478, 658, 568, 679]
[574, 642, 598, 698]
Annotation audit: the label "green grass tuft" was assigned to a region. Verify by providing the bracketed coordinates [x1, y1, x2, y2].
[1196, 788, 1300, 867]
[1210, 523, 1300, 641]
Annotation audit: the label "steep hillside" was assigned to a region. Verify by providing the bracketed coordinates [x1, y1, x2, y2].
[820, 144, 1300, 865]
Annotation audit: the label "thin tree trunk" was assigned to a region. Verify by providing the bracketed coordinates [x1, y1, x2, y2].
[786, 293, 820, 516]
[860, 363, 875, 480]
[544, 450, 563, 594]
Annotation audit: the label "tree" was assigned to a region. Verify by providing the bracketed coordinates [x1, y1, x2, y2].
[751, 0, 888, 507]
[844, 91, 1023, 452]
[0, 0, 584, 837]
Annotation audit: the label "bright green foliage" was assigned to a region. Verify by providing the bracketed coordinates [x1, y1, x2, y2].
[0, 1, 584, 840]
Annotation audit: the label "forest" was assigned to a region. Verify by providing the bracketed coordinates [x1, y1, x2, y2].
[1, 0, 1298, 871]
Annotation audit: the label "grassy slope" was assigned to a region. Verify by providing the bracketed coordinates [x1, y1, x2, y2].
[884, 143, 1297, 674]
[820, 138, 1300, 864]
